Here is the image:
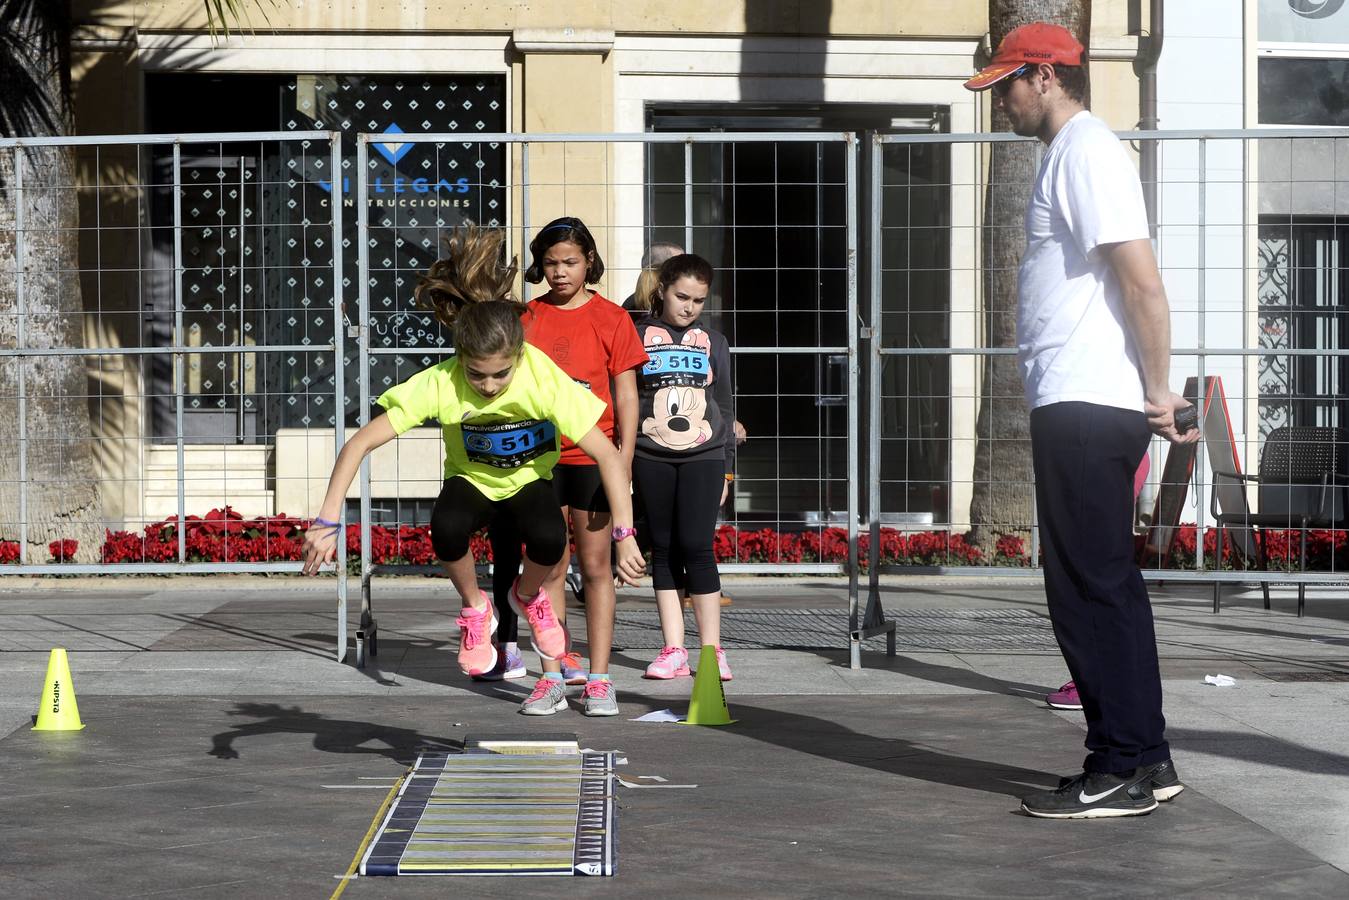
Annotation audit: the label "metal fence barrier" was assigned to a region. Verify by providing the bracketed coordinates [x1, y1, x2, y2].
[2, 128, 1346, 670]
[0, 131, 354, 654]
[346, 132, 861, 665]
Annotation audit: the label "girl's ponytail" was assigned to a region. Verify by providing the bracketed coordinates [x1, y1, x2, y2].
[631, 241, 685, 313]
[632, 267, 660, 312]
[414, 225, 522, 329]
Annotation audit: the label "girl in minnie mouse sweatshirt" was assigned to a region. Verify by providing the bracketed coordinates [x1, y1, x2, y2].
[632, 253, 736, 682]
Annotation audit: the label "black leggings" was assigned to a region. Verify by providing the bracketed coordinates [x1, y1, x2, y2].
[489, 514, 524, 644]
[632, 456, 723, 596]
[430, 478, 567, 603]
[487, 466, 605, 644]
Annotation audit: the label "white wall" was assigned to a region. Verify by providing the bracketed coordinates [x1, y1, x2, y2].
[1154, 2, 1248, 523]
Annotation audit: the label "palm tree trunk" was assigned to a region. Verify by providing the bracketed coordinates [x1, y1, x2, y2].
[969, 0, 1090, 551]
[0, 7, 103, 562]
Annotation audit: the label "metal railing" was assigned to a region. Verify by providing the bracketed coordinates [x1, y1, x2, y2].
[2, 127, 1347, 670]
[346, 131, 862, 664]
[0, 131, 353, 653]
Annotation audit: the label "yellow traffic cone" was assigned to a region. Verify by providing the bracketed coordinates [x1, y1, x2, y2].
[680, 645, 736, 726]
[32, 648, 85, 731]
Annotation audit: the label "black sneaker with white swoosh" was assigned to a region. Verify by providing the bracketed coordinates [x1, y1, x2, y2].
[1145, 759, 1185, 802]
[1020, 768, 1158, 819]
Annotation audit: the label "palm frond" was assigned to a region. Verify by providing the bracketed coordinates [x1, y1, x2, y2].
[203, 0, 277, 38]
[0, 0, 73, 139]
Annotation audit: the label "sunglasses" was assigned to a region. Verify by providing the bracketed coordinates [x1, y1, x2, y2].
[991, 65, 1030, 98]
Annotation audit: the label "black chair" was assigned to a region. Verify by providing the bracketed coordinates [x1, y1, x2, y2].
[1211, 426, 1349, 616]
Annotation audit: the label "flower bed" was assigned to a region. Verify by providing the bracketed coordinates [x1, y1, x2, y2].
[87, 508, 988, 568]
[3, 508, 1343, 572]
[1149, 524, 1348, 572]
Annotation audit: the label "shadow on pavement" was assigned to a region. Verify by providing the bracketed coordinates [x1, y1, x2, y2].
[624, 691, 1061, 799]
[802, 648, 1060, 698]
[1169, 726, 1349, 776]
[208, 701, 462, 764]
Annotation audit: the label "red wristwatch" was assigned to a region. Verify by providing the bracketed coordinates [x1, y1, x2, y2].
[611, 526, 637, 542]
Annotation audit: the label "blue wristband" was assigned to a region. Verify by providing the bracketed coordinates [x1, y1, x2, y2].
[313, 517, 342, 530]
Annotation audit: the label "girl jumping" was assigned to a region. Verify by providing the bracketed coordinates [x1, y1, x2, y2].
[633, 253, 736, 682]
[299, 226, 644, 702]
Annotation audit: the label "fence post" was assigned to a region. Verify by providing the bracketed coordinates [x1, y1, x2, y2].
[867, 135, 883, 643]
[853, 133, 897, 668]
[521, 141, 531, 303]
[172, 141, 187, 563]
[846, 133, 863, 668]
[330, 132, 348, 663]
[684, 140, 694, 254]
[356, 136, 376, 667]
[1196, 137, 1208, 572]
[14, 148, 27, 563]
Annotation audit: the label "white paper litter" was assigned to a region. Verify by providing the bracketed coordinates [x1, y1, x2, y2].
[617, 776, 699, 789]
[1203, 674, 1237, 687]
[630, 708, 681, 723]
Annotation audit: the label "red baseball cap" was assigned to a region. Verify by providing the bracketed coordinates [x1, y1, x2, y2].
[964, 23, 1085, 91]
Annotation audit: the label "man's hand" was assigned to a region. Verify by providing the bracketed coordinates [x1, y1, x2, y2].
[1146, 393, 1200, 445]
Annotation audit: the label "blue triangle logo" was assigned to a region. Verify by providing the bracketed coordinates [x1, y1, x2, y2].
[373, 123, 412, 166]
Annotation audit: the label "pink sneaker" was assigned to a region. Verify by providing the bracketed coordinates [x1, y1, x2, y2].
[643, 645, 690, 679]
[509, 578, 569, 660]
[558, 651, 588, 685]
[455, 598, 497, 676]
[1046, 680, 1082, 710]
[715, 645, 733, 682]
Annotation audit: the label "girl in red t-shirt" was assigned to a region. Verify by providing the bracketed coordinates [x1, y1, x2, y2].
[486, 217, 648, 718]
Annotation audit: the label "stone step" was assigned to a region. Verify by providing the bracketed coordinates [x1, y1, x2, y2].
[141, 491, 275, 521]
[143, 480, 272, 495]
[145, 445, 272, 473]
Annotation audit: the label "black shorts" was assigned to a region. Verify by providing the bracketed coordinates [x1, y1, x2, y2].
[551, 463, 608, 513]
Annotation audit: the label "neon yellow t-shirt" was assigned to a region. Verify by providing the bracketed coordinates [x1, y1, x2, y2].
[376, 344, 605, 500]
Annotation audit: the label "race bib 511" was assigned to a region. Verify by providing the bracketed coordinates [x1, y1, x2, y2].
[461, 419, 557, 468]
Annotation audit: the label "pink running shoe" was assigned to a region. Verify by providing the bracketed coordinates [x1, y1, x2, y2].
[509, 578, 569, 660]
[643, 645, 690, 679]
[455, 600, 497, 676]
[1046, 680, 1083, 710]
[715, 645, 733, 682]
[559, 651, 588, 686]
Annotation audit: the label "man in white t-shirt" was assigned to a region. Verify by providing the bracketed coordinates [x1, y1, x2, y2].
[966, 22, 1200, 820]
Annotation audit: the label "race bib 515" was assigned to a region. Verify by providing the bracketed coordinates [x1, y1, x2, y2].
[642, 345, 709, 387]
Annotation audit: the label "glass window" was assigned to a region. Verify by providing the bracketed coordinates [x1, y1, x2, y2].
[1259, 57, 1349, 126]
[1257, 217, 1348, 431]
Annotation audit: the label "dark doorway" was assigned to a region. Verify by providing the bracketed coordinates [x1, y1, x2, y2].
[645, 103, 951, 530]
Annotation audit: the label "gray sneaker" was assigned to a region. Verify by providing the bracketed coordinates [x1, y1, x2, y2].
[581, 679, 619, 717]
[520, 677, 568, 716]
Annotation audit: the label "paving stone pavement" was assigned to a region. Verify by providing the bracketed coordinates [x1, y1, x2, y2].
[1, 575, 1347, 898]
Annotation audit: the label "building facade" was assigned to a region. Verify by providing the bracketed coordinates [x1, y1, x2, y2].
[67, 1, 1149, 536]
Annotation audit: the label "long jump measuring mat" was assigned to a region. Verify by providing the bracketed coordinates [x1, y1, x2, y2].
[359, 735, 617, 876]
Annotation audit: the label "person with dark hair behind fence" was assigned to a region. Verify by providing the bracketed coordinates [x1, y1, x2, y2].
[485, 216, 649, 718]
[965, 23, 1199, 819]
[299, 226, 644, 696]
[633, 253, 736, 682]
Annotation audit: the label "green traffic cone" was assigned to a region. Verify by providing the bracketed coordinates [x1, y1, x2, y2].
[32, 648, 85, 731]
[680, 644, 736, 726]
